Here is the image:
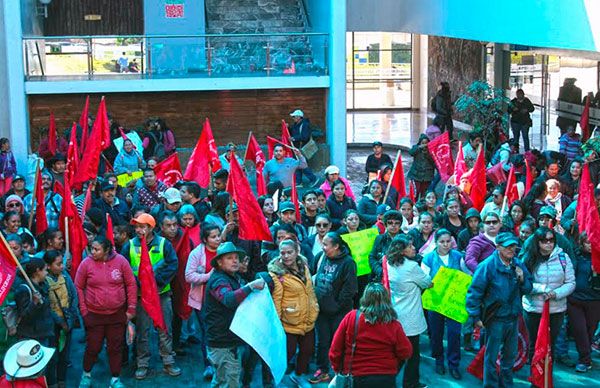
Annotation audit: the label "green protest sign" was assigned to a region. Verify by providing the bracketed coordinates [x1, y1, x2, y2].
[422, 266, 472, 323]
[341, 228, 379, 276]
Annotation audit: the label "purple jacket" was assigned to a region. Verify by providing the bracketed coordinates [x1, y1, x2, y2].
[0, 151, 16, 178]
[465, 233, 496, 272]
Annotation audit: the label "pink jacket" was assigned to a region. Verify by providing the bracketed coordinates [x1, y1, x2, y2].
[185, 244, 213, 310]
[319, 177, 356, 201]
[74, 252, 137, 317]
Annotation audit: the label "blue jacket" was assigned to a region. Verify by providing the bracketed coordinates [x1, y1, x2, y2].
[422, 249, 463, 279]
[290, 117, 312, 145]
[113, 148, 145, 175]
[466, 251, 533, 322]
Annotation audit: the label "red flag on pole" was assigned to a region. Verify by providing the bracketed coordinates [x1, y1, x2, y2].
[184, 118, 222, 187]
[34, 169, 49, 235]
[504, 165, 519, 206]
[581, 96, 591, 142]
[106, 214, 115, 246]
[389, 150, 407, 204]
[66, 122, 79, 184]
[139, 235, 168, 332]
[154, 152, 183, 187]
[468, 146, 487, 211]
[455, 141, 467, 186]
[226, 153, 273, 241]
[427, 131, 454, 182]
[59, 177, 88, 278]
[79, 96, 90, 156]
[71, 97, 110, 190]
[381, 255, 390, 292]
[80, 184, 93, 221]
[244, 133, 267, 196]
[48, 111, 57, 156]
[529, 300, 553, 388]
[409, 180, 416, 203]
[291, 174, 301, 224]
[576, 163, 600, 273]
[525, 159, 533, 197]
[281, 119, 293, 148]
[172, 229, 193, 320]
[267, 135, 294, 159]
[0, 233, 17, 305]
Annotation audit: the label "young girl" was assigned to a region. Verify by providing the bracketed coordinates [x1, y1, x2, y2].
[44, 250, 79, 388]
[0, 138, 16, 196]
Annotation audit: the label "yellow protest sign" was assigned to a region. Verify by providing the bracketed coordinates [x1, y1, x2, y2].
[116, 171, 143, 187]
[422, 266, 472, 323]
[341, 228, 379, 277]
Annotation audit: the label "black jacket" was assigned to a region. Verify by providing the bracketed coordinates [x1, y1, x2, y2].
[509, 97, 535, 125]
[365, 153, 393, 174]
[368, 232, 396, 282]
[15, 277, 59, 340]
[313, 247, 357, 315]
[326, 196, 357, 230]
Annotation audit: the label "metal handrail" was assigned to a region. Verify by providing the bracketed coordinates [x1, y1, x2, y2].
[22, 32, 328, 40]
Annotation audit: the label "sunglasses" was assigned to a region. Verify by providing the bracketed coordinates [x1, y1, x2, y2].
[484, 220, 499, 225]
[315, 223, 330, 228]
[540, 238, 555, 244]
[7, 203, 21, 208]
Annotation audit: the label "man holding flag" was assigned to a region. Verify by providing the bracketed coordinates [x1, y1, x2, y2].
[121, 213, 181, 380]
[264, 144, 308, 188]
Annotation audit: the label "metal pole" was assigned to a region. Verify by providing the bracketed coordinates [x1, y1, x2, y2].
[207, 42, 212, 76]
[540, 54, 549, 149]
[140, 39, 145, 75]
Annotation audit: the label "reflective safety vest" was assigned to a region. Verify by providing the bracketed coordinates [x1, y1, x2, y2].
[129, 237, 170, 293]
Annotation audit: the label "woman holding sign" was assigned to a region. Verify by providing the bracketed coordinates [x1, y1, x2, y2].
[421, 229, 465, 380]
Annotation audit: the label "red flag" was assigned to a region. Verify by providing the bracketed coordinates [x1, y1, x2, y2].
[525, 159, 533, 197]
[79, 96, 90, 156]
[576, 163, 600, 273]
[281, 119, 293, 148]
[382, 255, 390, 292]
[267, 135, 294, 159]
[48, 111, 57, 156]
[139, 235, 168, 332]
[427, 131, 454, 182]
[71, 98, 110, 189]
[172, 229, 193, 320]
[106, 214, 115, 246]
[244, 133, 267, 196]
[504, 165, 519, 207]
[154, 152, 183, 187]
[34, 169, 48, 235]
[388, 151, 407, 205]
[0, 234, 17, 305]
[66, 122, 79, 184]
[455, 141, 467, 186]
[184, 224, 201, 247]
[291, 174, 301, 224]
[183, 118, 222, 187]
[59, 177, 88, 278]
[581, 96, 591, 142]
[226, 153, 272, 241]
[468, 146, 487, 211]
[529, 300, 553, 388]
[409, 180, 416, 203]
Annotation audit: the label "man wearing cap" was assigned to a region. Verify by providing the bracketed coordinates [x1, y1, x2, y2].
[0, 174, 30, 210]
[365, 141, 393, 179]
[465, 211, 502, 273]
[151, 187, 183, 219]
[466, 232, 532, 388]
[369, 210, 402, 282]
[23, 170, 62, 230]
[221, 203, 262, 280]
[133, 167, 167, 209]
[94, 180, 130, 225]
[121, 213, 181, 379]
[270, 201, 308, 243]
[519, 205, 576, 263]
[290, 111, 319, 189]
[1, 339, 55, 386]
[264, 144, 311, 189]
[204, 242, 266, 387]
[219, 143, 244, 172]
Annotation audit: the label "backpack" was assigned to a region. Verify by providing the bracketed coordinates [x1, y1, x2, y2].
[148, 131, 166, 160]
[1, 284, 32, 336]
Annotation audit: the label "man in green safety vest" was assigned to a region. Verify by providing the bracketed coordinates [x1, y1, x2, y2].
[121, 213, 181, 380]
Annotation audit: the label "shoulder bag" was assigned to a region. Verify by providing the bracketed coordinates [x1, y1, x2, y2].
[329, 311, 361, 388]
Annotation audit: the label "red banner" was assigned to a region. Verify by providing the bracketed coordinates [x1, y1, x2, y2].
[427, 131, 453, 182]
[154, 152, 183, 187]
[0, 235, 17, 306]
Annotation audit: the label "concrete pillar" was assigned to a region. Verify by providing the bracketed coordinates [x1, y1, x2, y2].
[327, 0, 346, 175]
[1, 2, 29, 174]
[493, 43, 511, 92]
[415, 34, 428, 111]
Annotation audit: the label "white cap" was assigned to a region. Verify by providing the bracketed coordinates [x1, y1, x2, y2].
[4, 340, 55, 379]
[161, 187, 182, 204]
[324, 165, 340, 175]
[290, 109, 304, 118]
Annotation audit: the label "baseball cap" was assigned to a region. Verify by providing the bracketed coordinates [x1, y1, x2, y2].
[100, 181, 116, 191]
[279, 201, 296, 213]
[372, 141, 383, 147]
[376, 204, 391, 216]
[162, 187, 182, 204]
[496, 232, 519, 248]
[539, 206, 557, 219]
[12, 174, 25, 182]
[130, 213, 156, 228]
[290, 109, 304, 118]
[324, 165, 340, 175]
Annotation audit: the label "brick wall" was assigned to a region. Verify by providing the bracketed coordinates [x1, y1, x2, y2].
[28, 88, 327, 151]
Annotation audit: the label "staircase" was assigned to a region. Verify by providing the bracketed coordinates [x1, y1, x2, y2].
[205, 0, 324, 75]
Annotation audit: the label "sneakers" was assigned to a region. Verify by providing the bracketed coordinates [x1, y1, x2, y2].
[575, 363, 592, 373]
[163, 364, 182, 377]
[79, 374, 92, 388]
[308, 369, 331, 384]
[202, 365, 214, 380]
[109, 378, 126, 388]
[135, 367, 148, 380]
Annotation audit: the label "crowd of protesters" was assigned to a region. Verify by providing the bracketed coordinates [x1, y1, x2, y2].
[1, 87, 600, 388]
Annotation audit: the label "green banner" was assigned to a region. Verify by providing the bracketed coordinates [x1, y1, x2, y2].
[341, 228, 379, 277]
[422, 266, 472, 323]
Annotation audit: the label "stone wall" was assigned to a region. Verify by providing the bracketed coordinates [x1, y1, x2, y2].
[428, 36, 483, 103]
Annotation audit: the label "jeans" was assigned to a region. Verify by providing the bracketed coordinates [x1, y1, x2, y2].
[568, 298, 600, 365]
[554, 315, 569, 358]
[194, 309, 210, 366]
[428, 311, 461, 369]
[510, 121, 531, 151]
[403, 335, 421, 388]
[286, 330, 315, 375]
[55, 329, 72, 384]
[295, 166, 317, 185]
[241, 345, 272, 386]
[207, 346, 243, 388]
[484, 319, 518, 388]
[316, 313, 346, 372]
[523, 310, 564, 361]
[136, 293, 176, 368]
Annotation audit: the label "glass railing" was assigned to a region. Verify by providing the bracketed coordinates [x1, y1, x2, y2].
[23, 33, 329, 80]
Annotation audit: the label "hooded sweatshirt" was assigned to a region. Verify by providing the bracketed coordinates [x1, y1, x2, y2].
[313, 246, 357, 315]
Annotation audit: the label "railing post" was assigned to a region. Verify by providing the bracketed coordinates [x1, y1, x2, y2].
[207, 41, 212, 76]
[140, 39, 145, 75]
[24, 41, 30, 79]
[264, 42, 271, 76]
[87, 38, 93, 79]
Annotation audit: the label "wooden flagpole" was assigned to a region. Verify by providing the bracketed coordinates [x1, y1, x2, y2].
[382, 150, 401, 205]
[28, 160, 41, 231]
[0, 232, 38, 294]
